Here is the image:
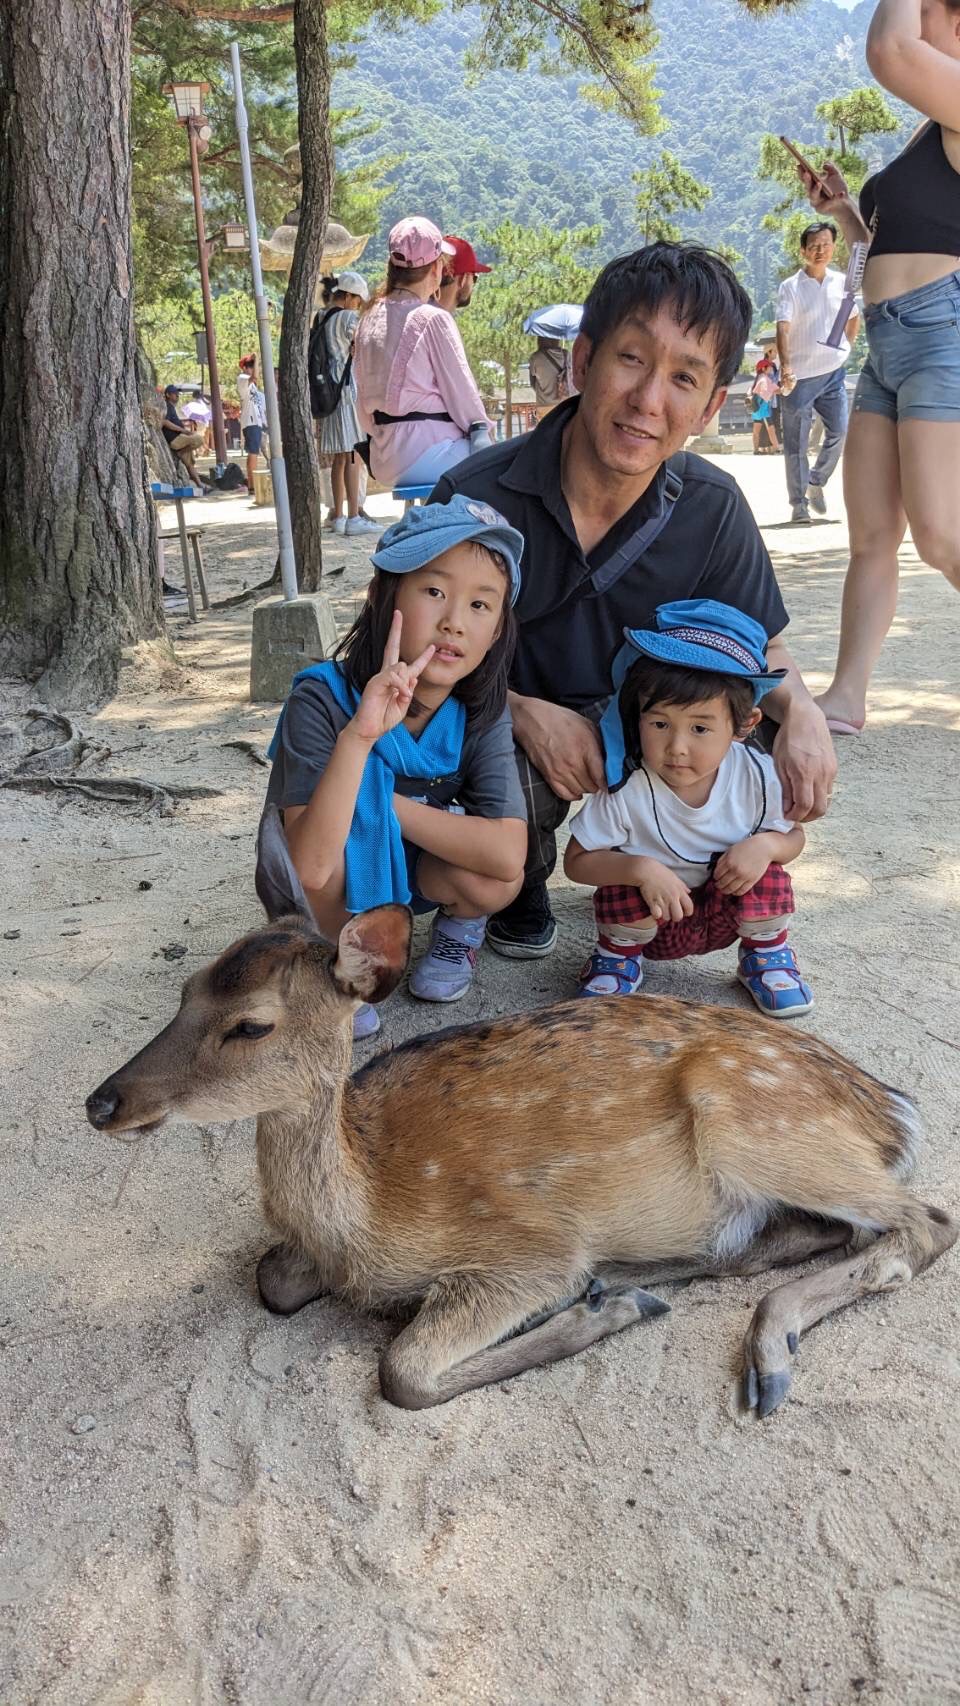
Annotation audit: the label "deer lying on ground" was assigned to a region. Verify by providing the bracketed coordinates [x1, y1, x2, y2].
[85, 808, 955, 1417]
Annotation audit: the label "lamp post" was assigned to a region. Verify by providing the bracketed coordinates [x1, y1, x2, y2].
[164, 81, 228, 471]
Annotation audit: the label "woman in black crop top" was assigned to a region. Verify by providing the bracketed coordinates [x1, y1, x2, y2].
[796, 0, 960, 734]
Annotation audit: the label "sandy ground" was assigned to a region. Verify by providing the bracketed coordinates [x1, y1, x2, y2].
[3, 456, 960, 1706]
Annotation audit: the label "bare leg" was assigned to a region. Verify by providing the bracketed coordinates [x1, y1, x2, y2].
[897, 417, 960, 593]
[246, 451, 259, 489]
[816, 411, 905, 730]
[416, 854, 522, 921]
[330, 454, 346, 519]
[766, 420, 780, 451]
[379, 1273, 670, 1410]
[743, 1200, 956, 1418]
[344, 453, 361, 520]
[257, 1242, 327, 1314]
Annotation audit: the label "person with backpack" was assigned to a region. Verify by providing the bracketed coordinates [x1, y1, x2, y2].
[352, 217, 493, 489]
[528, 336, 573, 420]
[309, 271, 378, 538]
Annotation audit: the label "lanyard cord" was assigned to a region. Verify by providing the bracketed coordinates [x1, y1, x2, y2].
[638, 746, 768, 866]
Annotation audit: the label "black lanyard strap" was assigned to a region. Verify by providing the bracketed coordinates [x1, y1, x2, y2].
[639, 745, 768, 867]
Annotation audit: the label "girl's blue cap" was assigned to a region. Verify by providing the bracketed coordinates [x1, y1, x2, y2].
[599, 599, 786, 790]
[370, 495, 524, 605]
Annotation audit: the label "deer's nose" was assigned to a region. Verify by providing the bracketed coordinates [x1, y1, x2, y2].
[86, 1082, 121, 1129]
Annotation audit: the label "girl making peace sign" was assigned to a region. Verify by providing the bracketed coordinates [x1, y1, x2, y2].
[262, 497, 528, 1037]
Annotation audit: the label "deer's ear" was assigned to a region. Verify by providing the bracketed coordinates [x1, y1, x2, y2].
[256, 804, 317, 928]
[331, 906, 413, 1005]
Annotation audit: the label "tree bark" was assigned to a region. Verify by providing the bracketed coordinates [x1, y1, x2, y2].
[0, 0, 160, 706]
[278, 0, 333, 594]
[504, 356, 513, 439]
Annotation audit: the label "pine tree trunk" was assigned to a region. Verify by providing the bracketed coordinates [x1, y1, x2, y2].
[278, 0, 333, 595]
[0, 0, 159, 706]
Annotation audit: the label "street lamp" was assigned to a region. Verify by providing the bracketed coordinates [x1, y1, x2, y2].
[163, 80, 228, 470]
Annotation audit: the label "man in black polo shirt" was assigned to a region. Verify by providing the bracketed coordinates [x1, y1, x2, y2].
[433, 241, 835, 957]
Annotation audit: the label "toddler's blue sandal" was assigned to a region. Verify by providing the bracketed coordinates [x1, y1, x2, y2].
[737, 944, 813, 1018]
[577, 950, 644, 998]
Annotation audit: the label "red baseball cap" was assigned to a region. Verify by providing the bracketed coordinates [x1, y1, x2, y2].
[443, 236, 492, 276]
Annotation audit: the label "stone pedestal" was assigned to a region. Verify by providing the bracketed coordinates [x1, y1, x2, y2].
[249, 593, 338, 703]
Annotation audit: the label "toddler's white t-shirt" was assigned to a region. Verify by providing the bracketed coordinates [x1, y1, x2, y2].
[569, 746, 793, 890]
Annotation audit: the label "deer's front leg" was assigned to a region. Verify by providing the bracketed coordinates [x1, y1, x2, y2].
[256, 1242, 327, 1315]
[379, 1273, 669, 1410]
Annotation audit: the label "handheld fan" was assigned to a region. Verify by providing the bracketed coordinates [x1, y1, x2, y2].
[821, 242, 869, 349]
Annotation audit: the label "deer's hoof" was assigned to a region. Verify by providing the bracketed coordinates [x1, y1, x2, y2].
[743, 1364, 792, 1418]
[256, 1243, 326, 1315]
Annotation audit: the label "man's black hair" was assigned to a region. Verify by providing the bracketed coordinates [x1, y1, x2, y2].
[618, 655, 756, 769]
[333, 546, 517, 735]
[800, 222, 838, 247]
[579, 242, 752, 389]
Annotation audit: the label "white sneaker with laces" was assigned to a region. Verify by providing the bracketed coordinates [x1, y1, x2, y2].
[344, 515, 382, 537]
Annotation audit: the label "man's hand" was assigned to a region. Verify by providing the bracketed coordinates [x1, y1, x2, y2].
[772, 705, 837, 821]
[631, 857, 694, 923]
[510, 695, 605, 802]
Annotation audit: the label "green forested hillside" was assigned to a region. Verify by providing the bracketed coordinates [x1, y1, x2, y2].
[334, 0, 907, 321]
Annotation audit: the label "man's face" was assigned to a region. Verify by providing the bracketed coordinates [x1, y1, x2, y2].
[802, 229, 834, 267]
[456, 272, 477, 307]
[570, 306, 725, 479]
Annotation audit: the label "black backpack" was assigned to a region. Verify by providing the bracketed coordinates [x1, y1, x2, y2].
[308, 307, 351, 419]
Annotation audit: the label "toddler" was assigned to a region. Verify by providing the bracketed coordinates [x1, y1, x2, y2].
[564, 599, 812, 1017]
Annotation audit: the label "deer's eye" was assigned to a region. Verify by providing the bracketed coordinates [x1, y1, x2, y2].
[222, 1020, 275, 1044]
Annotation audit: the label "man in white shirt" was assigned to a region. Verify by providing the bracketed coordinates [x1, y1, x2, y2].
[776, 222, 859, 524]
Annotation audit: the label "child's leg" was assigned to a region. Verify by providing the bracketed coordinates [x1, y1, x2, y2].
[408, 854, 523, 1004]
[578, 886, 659, 998]
[735, 870, 813, 1018]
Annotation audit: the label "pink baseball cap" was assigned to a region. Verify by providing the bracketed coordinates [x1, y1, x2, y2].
[387, 217, 455, 269]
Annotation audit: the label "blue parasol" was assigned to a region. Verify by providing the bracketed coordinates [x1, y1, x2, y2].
[523, 303, 583, 340]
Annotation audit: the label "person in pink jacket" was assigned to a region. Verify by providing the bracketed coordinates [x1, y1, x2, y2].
[353, 217, 493, 488]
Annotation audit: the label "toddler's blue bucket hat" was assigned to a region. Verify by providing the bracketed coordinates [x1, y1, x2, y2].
[599, 599, 786, 790]
[370, 495, 524, 606]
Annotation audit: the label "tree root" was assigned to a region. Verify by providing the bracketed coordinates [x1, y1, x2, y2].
[221, 739, 270, 767]
[0, 775, 223, 816]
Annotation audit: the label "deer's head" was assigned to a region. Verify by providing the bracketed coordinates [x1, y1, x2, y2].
[85, 807, 412, 1135]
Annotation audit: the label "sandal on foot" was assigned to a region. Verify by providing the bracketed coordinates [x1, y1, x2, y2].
[825, 717, 863, 737]
[737, 945, 813, 1018]
[577, 949, 644, 998]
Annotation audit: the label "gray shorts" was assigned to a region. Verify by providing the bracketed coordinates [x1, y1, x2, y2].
[855, 270, 960, 423]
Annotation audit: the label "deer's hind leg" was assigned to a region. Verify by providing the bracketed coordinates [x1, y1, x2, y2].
[595, 1212, 852, 1294]
[743, 1193, 956, 1419]
[379, 1272, 670, 1410]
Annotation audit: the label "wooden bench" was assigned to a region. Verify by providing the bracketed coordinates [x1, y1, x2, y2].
[158, 526, 209, 613]
[151, 483, 209, 621]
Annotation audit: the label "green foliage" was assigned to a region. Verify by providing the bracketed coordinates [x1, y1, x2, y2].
[757, 84, 900, 274]
[336, 0, 911, 328]
[454, 0, 663, 133]
[456, 219, 601, 390]
[634, 150, 710, 244]
[138, 289, 281, 395]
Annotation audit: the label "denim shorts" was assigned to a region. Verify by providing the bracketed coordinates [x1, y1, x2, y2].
[242, 424, 263, 453]
[855, 270, 960, 422]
